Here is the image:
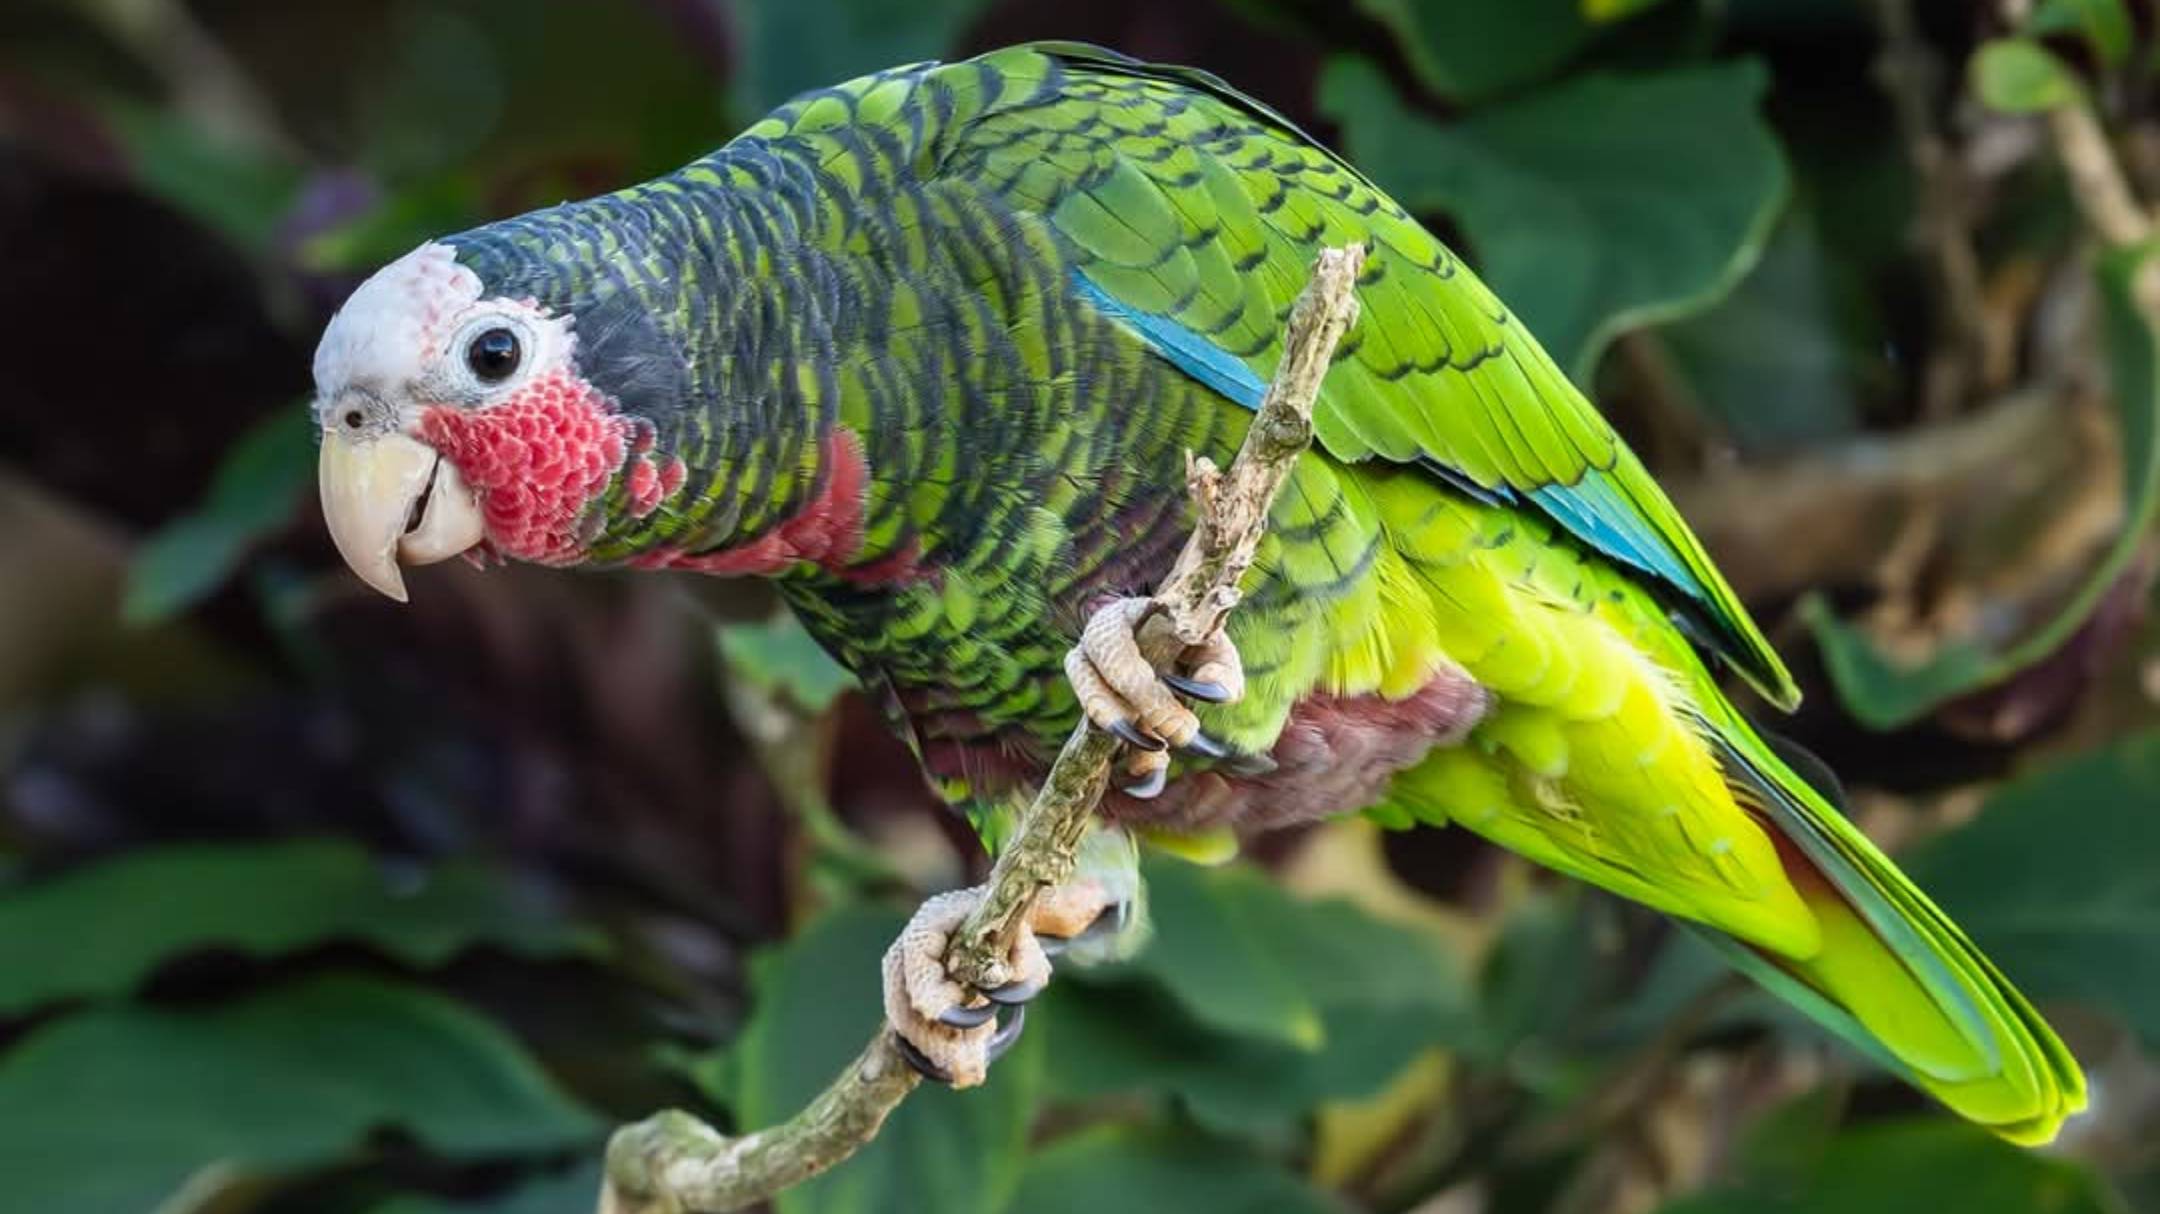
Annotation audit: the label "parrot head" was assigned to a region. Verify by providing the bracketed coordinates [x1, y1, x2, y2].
[311, 240, 641, 600]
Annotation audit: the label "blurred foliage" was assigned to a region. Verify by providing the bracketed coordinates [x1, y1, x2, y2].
[5, 1, 2160, 1213]
[1801, 239, 2160, 728]
[0, 975, 603, 1214]
[1321, 56, 1787, 378]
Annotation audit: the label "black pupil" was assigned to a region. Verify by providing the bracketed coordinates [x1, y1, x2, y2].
[467, 328, 520, 381]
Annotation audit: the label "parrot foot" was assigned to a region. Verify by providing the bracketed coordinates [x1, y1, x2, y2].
[1065, 597, 1245, 799]
[883, 877, 1118, 1086]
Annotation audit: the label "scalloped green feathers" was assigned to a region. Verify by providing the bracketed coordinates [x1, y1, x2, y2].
[937, 43, 2069, 1139]
[985, 43, 1797, 711]
[705, 43, 2079, 1141]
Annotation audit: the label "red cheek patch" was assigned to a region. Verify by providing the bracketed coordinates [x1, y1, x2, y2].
[626, 458, 663, 519]
[420, 373, 629, 566]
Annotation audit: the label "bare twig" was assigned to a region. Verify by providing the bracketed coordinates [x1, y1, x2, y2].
[1997, 0, 2154, 248]
[597, 245, 1366, 1214]
[2050, 103, 2154, 248]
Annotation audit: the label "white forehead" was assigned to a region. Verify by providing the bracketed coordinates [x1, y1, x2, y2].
[312, 241, 579, 414]
[312, 242, 484, 394]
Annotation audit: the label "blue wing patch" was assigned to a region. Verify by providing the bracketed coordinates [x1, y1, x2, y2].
[1072, 267, 1713, 613]
[1072, 271, 1269, 408]
[1526, 474, 1706, 603]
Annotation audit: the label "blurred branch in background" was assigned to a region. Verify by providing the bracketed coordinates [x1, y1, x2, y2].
[1868, 0, 1995, 419]
[1791, 0, 2160, 735]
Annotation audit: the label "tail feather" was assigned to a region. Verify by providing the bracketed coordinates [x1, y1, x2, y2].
[1711, 728, 2086, 1144]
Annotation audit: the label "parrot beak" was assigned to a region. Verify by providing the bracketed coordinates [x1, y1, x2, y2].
[318, 427, 485, 602]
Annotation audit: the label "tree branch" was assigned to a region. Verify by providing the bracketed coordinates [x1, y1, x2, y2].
[1998, 0, 2154, 249]
[597, 244, 1367, 1214]
[2050, 101, 2153, 249]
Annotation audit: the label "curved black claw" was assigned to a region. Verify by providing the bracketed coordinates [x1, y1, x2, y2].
[1105, 718, 1167, 752]
[985, 1003, 1028, 1063]
[1182, 730, 1230, 760]
[984, 974, 1048, 1005]
[1161, 673, 1234, 703]
[1039, 899, 1133, 958]
[938, 1000, 999, 1029]
[1119, 761, 1168, 800]
[1222, 749, 1279, 777]
[893, 1030, 954, 1085]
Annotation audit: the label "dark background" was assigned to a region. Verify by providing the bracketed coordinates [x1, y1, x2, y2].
[2, 1, 2157, 1211]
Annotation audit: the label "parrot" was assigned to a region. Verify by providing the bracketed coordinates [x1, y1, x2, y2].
[308, 42, 2083, 1141]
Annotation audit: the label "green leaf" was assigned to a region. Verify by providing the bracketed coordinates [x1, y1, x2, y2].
[1902, 729, 2160, 1046]
[1041, 983, 1452, 1138]
[1122, 858, 1326, 1048]
[2028, 0, 2134, 68]
[1043, 857, 1473, 1135]
[105, 105, 302, 254]
[1583, 0, 1670, 21]
[0, 975, 602, 1214]
[722, 903, 1042, 1214]
[1474, 888, 1600, 1067]
[1655, 1119, 2119, 1214]
[1352, 0, 1661, 103]
[1972, 38, 2086, 114]
[366, 1162, 603, 1214]
[732, 0, 993, 115]
[717, 611, 857, 711]
[123, 407, 314, 625]
[1320, 56, 1788, 379]
[1005, 1123, 1345, 1214]
[0, 839, 599, 1015]
[1658, 213, 1868, 451]
[1802, 243, 2160, 727]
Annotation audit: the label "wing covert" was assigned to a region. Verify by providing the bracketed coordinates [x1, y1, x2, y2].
[944, 43, 1797, 708]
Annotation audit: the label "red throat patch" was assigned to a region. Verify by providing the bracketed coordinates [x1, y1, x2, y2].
[420, 372, 629, 566]
[624, 428, 920, 583]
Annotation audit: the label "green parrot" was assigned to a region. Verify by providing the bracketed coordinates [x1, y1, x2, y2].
[309, 43, 2083, 1140]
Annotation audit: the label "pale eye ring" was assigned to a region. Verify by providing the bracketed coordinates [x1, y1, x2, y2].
[465, 327, 522, 383]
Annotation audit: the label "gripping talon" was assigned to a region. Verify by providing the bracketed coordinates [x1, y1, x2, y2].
[1223, 750, 1278, 776]
[1161, 673, 1233, 703]
[985, 974, 1048, 1005]
[1120, 761, 1169, 799]
[1183, 730, 1230, 760]
[985, 1004, 1028, 1062]
[938, 1001, 998, 1029]
[893, 1030, 955, 1084]
[1106, 718, 1167, 752]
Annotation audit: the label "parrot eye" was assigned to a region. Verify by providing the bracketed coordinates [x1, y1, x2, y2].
[465, 327, 522, 383]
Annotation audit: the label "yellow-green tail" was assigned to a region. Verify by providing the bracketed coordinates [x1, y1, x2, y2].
[1705, 725, 2086, 1144]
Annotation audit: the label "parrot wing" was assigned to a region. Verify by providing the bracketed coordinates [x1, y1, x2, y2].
[948, 42, 1799, 710]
